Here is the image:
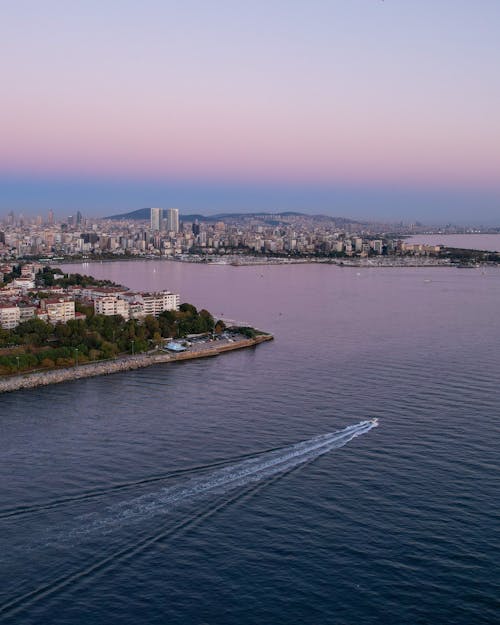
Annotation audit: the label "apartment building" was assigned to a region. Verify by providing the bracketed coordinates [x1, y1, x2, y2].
[140, 291, 180, 316]
[0, 304, 20, 329]
[93, 296, 130, 320]
[41, 298, 76, 324]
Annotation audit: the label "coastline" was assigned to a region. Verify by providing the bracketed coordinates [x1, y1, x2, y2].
[0, 334, 273, 394]
[57, 255, 499, 268]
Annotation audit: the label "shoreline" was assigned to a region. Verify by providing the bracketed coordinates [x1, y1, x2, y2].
[0, 334, 273, 394]
[57, 256, 500, 268]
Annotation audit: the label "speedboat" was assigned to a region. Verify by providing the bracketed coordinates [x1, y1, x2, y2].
[370, 418, 379, 426]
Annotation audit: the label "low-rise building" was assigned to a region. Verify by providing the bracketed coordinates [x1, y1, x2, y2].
[82, 286, 128, 299]
[0, 304, 20, 329]
[12, 278, 35, 291]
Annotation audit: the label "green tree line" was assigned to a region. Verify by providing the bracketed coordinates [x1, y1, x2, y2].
[0, 303, 221, 375]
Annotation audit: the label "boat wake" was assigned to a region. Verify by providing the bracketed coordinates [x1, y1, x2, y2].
[0, 420, 378, 620]
[0, 446, 292, 521]
[75, 420, 378, 536]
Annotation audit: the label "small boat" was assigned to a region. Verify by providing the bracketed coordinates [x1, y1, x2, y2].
[370, 418, 379, 426]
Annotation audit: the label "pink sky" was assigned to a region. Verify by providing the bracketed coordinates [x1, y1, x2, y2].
[1, 1, 500, 217]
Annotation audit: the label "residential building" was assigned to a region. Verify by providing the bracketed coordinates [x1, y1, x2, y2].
[0, 304, 20, 329]
[93, 296, 130, 320]
[125, 291, 179, 317]
[41, 298, 75, 324]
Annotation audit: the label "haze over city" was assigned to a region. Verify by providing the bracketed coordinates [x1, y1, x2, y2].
[2, 1, 499, 223]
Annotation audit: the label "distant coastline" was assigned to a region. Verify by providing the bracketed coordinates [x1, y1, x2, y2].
[0, 333, 273, 394]
[405, 233, 500, 253]
[60, 255, 496, 268]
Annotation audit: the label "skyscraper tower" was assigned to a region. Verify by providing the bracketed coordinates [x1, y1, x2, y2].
[47, 209, 54, 225]
[150, 207, 163, 231]
[166, 208, 179, 234]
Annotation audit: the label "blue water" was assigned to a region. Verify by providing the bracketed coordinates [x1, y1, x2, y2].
[1, 263, 499, 624]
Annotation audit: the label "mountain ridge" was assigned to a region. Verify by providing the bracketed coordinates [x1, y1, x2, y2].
[105, 208, 312, 222]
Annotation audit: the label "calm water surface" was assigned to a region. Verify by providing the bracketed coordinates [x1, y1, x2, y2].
[1, 262, 499, 624]
[407, 233, 500, 252]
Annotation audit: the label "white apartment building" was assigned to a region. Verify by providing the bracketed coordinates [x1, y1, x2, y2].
[0, 304, 20, 330]
[141, 291, 179, 316]
[123, 291, 179, 318]
[12, 278, 35, 291]
[93, 296, 130, 320]
[42, 298, 75, 324]
[81, 286, 128, 299]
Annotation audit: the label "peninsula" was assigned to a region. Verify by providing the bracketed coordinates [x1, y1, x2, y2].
[0, 263, 273, 391]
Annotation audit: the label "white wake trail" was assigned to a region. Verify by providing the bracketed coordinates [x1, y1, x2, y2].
[77, 420, 378, 536]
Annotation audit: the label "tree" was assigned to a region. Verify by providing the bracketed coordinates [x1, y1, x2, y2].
[144, 315, 160, 336]
[214, 319, 226, 334]
[179, 303, 197, 315]
[199, 309, 215, 332]
[15, 318, 52, 346]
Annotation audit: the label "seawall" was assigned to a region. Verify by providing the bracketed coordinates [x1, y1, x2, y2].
[0, 334, 273, 394]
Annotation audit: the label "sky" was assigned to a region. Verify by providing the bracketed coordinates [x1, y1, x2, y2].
[1, 0, 499, 223]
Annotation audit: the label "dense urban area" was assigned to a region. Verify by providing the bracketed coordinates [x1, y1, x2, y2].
[1, 208, 499, 367]
[1, 208, 499, 267]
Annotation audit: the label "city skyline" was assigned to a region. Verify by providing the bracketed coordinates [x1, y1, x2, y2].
[2, 1, 500, 222]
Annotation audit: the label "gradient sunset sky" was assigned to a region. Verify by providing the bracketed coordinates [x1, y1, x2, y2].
[2, 1, 499, 222]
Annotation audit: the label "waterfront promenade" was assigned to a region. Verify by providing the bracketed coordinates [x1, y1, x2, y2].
[0, 333, 273, 394]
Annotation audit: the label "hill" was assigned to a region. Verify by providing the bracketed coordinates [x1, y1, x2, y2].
[106, 208, 206, 222]
[105, 208, 308, 222]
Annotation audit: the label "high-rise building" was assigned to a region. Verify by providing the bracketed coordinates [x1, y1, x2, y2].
[47, 209, 54, 225]
[166, 208, 179, 233]
[150, 207, 163, 231]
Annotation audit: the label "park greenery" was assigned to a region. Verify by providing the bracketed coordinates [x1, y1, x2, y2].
[1, 265, 122, 288]
[37, 266, 121, 288]
[0, 302, 226, 375]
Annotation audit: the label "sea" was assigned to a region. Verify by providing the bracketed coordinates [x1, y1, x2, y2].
[406, 233, 500, 252]
[1, 261, 499, 625]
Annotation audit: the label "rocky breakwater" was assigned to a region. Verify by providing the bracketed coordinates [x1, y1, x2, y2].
[0, 334, 273, 394]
